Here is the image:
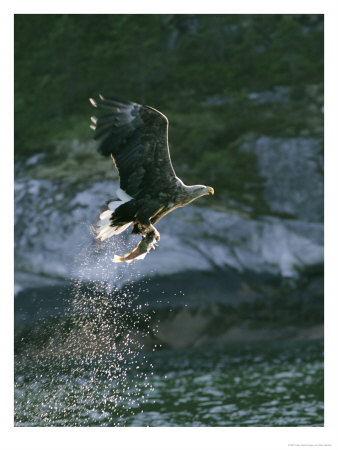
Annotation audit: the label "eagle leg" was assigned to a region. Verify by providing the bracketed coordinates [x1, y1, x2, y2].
[113, 226, 160, 263]
[132, 222, 160, 240]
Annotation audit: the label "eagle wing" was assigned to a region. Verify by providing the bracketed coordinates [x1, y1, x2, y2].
[89, 95, 177, 199]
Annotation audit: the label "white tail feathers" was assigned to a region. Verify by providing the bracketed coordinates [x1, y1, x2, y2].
[96, 209, 112, 227]
[95, 187, 134, 242]
[96, 221, 132, 241]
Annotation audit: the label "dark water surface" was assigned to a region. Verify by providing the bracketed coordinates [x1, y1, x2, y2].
[14, 339, 323, 427]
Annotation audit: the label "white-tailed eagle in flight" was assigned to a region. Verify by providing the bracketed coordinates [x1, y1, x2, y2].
[89, 95, 214, 263]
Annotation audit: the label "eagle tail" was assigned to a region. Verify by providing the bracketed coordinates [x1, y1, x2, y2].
[95, 188, 133, 241]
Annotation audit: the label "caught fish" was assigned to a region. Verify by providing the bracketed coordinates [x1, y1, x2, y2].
[113, 229, 159, 263]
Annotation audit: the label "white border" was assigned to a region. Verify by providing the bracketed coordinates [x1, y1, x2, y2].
[3, 1, 338, 449]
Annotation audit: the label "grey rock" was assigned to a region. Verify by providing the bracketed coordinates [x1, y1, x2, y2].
[241, 136, 323, 222]
[248, 87, 291, 104]
[14, 173, 323, 289]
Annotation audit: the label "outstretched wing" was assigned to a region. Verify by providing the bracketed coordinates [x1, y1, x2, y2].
[89, 95, 177, 198]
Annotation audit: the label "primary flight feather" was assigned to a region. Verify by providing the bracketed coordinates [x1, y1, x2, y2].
[89, 95, 214, 262]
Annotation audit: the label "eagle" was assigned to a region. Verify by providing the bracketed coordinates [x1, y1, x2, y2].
[89, 95, 214, 263]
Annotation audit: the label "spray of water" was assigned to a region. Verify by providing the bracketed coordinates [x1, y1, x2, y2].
[15, 231, 158, 426]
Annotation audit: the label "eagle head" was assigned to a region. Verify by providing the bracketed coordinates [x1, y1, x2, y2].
[192, 184, 214, 196]
[184, 184, 214, 204]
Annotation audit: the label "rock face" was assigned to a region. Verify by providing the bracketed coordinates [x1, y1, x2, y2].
[15, 136, 324, 287]
[14, 176, 323, 287]
[241, 136, 323, 222]
[14, 134, 324, 350]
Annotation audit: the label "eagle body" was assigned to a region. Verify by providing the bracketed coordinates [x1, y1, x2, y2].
[90, 95, 214, 262]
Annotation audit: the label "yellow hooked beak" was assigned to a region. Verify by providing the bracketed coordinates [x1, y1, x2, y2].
[208, 187, 214, 195]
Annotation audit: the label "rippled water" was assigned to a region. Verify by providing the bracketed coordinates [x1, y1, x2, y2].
[15, 339, 323, 427]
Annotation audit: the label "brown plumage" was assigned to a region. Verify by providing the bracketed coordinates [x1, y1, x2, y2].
[89, 95, 214, 262]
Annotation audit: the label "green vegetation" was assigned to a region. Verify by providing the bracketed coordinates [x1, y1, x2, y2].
[15, 14, 323, 212]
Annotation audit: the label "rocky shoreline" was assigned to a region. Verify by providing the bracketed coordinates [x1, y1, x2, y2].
[14, 133, 324, 354]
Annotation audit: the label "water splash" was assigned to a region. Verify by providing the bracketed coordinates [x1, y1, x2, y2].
[15, 232, 157, 426]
